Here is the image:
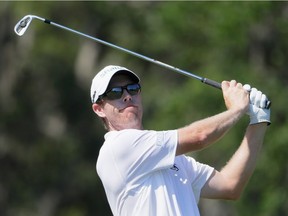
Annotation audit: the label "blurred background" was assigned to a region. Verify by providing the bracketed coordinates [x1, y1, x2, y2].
[1, 1, 287, 216]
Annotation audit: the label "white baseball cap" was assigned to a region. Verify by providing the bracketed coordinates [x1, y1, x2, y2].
[90, 65, 140, 103]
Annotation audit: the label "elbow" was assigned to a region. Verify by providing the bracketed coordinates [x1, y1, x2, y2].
[219, 178, 244, 200]
[186, 133, 210, 151]
[195, 126, 225, 147]
[190, 129, 210, 146]
[226, 190, 242, 201]
[195, 132, 214, 149]
[223, 186, 243, 201]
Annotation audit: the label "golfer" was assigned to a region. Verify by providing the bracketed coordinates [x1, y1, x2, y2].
[91, 65, 270, 216]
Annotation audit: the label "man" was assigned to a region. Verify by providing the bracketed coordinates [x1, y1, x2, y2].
[91, 65, 270, 216]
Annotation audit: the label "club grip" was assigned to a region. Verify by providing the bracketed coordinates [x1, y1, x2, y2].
[202, 78, 222, 89]
[202, 78, 271, 109]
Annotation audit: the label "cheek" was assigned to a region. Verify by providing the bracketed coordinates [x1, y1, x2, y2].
[136, 96, 143, 110]
[103, 103, 121, 118]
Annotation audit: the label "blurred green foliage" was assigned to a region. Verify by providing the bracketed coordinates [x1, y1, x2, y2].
[1, 1, 287, 216]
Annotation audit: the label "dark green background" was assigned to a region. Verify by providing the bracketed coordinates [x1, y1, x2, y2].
[1, 2, 287, 216]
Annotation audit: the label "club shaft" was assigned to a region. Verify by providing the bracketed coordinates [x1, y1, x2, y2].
[47, 19, 272, 108]
[41, 18, 221, 89]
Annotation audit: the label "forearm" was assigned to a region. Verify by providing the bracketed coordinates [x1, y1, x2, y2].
[177, 108, 245, 155]
[219, 123, 267, 198]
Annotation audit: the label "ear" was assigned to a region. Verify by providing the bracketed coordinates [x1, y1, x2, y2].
[92, 103, 106, 118]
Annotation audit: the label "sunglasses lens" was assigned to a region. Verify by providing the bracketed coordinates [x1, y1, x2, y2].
[105, 87, 123, 100]
[127, 84, 141, 95]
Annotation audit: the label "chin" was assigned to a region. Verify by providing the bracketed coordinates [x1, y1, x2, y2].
[122, 120, 142, 130]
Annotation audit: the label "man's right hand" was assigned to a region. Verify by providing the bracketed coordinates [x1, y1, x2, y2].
[221, 80, 249, 115]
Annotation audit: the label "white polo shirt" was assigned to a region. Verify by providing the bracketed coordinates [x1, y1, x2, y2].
[96, 129, 214, 216]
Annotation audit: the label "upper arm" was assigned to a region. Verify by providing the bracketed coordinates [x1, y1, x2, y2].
[200, 170, 240, 200]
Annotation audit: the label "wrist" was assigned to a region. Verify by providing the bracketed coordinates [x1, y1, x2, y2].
[227, 107, 247, 119]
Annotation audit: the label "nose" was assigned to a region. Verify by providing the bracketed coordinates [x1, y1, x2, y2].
[122, 89, 132, 102]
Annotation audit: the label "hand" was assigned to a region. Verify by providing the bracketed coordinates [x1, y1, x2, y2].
[222, 80, 249, 114]
[243, 84, 271, 125]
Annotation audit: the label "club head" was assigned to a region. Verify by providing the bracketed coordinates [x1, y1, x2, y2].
[14, 15, 34, 36]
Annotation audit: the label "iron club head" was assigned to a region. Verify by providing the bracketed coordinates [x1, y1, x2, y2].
[14, 15, 46, 36]
[14, 15, 34, 36]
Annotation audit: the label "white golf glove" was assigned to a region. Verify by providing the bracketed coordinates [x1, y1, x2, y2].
[243, 84, 271, 125]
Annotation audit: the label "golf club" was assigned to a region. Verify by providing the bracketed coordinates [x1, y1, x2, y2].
[14, 14, 271, 108]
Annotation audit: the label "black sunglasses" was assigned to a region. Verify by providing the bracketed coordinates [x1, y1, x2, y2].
[99, 83, 141, 101]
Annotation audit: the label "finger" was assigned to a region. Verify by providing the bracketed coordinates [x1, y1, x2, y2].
[250, 88, 257, 104]
[254, 90, 262, 107]
[236, 82, 243, 88]
[230, 80, 237, 87]
[260, 94, 267, 108]
[243, 84, 251, 92]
